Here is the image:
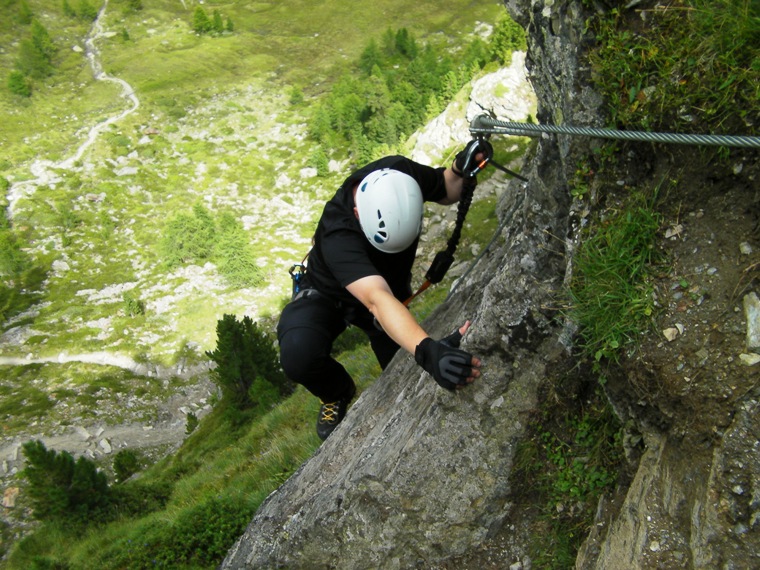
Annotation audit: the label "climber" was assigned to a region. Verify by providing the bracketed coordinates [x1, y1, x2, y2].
[277, 141, 488, 440]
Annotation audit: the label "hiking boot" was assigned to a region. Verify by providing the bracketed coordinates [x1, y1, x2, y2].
[316, 385, 356, 441]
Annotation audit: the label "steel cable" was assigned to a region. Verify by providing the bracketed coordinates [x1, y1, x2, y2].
[470, 115, 760, 148]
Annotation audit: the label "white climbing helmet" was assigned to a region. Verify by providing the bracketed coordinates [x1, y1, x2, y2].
[355, 169, 423, 253]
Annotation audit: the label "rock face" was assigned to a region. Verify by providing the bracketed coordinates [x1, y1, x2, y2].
[222, 1, 594, 568]
[223, 1, 760, 568]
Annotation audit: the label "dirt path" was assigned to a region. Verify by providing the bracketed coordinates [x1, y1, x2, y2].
[0, 352, 209, 379]
[7, 0, 140, 216]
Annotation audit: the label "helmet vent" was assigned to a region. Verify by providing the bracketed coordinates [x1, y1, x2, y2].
[355, 168, 422, 253]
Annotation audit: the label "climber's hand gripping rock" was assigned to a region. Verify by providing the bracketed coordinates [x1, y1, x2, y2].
[415, 321, 481, 391]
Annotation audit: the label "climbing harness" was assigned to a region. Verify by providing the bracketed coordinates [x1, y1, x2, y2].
[469, 114, 760, 148]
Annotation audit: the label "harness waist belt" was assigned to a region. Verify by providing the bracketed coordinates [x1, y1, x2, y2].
[293, 288, 323, 302]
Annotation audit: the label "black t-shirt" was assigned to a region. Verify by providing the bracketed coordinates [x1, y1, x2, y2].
[304, 155, 447, 314]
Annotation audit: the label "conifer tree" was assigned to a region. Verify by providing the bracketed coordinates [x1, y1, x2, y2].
[214, 213, 262, 288]
[225, 16, 234, 33]
[289, 85, 304, 105]
[381, 28, 396, 56]
[359, 39, 383, 75]
[18, 0, 33, 24]
[16, 20, 56, 79]
[21, 440, 111, 524]
[7, 70, 31, 97]
[160, 205, 216, 267]
[212, 10, 224, 35]
[395, 28, 418, 58]
[206, 314, 289, 409]
[193, 6, 211, 34]
[31, 19, 56, 61]
[112, 449, 141, 483]
[489, 13, 527, 64]
[310, 145, 329, 177]
[0, 227, 30, 274]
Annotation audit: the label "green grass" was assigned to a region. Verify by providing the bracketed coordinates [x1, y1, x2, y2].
[569, 189, 663, 362]
[587, 0, 759, 134]
[514, 381, 624, 570]
[0, 362, 170, 432]
[2, 218, 467, 567]
[0, 0, 508, 365]
[572, 1, 759, 361]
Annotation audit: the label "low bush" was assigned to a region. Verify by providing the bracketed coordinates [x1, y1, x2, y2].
[206, 314, 292, 410]
[112, 449, 141, 483]
[21, 440, 111, 527]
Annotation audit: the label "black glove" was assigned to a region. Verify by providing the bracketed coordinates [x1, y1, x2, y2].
[454, 138, 493, 178]
[415, 329, 474, 391]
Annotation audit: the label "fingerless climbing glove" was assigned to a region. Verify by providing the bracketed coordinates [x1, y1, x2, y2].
[415, 330, 474, 391]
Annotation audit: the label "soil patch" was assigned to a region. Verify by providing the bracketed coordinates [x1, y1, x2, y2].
[611, 145, 760, 441]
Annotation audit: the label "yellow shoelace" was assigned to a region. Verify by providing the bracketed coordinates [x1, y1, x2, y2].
[319, 402, 340, 424]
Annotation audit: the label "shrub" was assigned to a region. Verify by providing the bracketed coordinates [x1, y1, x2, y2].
[310, 145, 329, 177]
[8, 70, 31, 97]
[113, 449, 141, 483]
[0, 229, 30, 276]
[122, 292, 144, 316]
[289, 86, 304, 105]
[212, 10, 224, 35]
[489, 12, 527, 64]
[159, 203, 216, 268]
[90, 494, 254, 568]
[185, 411, 199, 434]
[109, 480, 172, 518]
[215, 213, 263, 288]
[206, 314, 291, 410]
[15, 20, 56, 80]
[193, 6, 212, 34]
[21, 440, 111, 526]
